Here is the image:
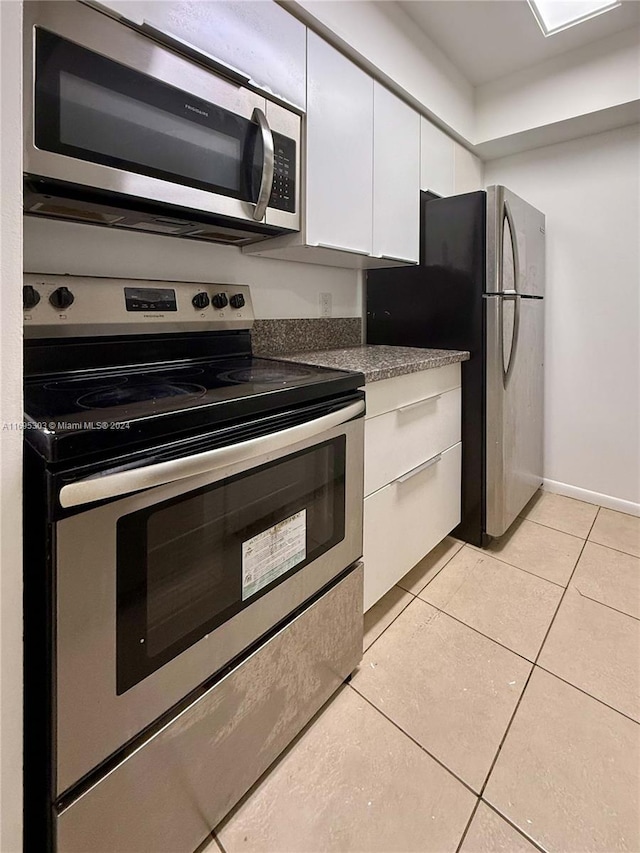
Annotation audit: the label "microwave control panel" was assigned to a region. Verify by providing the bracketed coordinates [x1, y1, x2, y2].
[269, 133, 296, 214]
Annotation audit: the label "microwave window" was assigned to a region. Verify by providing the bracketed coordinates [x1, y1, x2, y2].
[59, 72, 243, 193]
[117, 437, 346, 692]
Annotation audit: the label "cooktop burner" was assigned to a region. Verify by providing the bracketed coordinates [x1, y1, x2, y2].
[216, 364, 316, 384]
[77, 382, 207, 409]
[44, 376, 127, 391]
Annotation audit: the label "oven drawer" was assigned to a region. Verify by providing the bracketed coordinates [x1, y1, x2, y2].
[57, 564, 363, 853]
[363, 442, 461, 611]
[364, 386, 461, 497]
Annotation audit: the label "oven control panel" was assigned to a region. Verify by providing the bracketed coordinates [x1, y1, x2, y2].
[22, 275, 254, 338]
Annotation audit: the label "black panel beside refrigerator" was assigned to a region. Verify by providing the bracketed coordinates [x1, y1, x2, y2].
[367, 187, 545, 548]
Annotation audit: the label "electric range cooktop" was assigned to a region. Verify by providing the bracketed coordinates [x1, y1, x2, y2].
[25, 356, 350, 422]
[23, 276, 364, 463]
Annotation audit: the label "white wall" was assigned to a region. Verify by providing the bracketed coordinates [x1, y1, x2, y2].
[291, 0, 475, 142]
[0, 2, 24, 852]
[23, 219, 362, 319]
[476, 26, 640, 143]
[486, 124, 640, 512]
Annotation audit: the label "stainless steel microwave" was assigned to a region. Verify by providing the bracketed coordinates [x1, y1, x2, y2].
[23, 1, 301, 246]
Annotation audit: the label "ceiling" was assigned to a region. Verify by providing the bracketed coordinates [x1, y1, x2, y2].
[397, 0, 640, 85]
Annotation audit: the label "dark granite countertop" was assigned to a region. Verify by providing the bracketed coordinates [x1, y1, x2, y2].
[275, 345, 470, 383]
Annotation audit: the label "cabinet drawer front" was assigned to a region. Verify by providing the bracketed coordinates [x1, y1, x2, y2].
[365, 363, 461, 420]
[363, 442, 461, 611]
[365, 387, 460, 497]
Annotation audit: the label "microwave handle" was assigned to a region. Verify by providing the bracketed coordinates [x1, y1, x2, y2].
[251, 108, 275, 222]
[59, 400, 364, 510]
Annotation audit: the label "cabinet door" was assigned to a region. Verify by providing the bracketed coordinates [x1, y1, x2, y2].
[454, 143, 484, 193]
[372, 84, 420, 264]
[420, 117, 455, 197]
[306, 31, 374, 255]
[93, 1, 307, 109]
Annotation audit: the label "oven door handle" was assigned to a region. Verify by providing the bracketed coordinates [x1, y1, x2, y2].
[59, 400, 365, 509]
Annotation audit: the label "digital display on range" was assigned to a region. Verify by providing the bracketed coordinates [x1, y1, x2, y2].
[124, 287, 177, 312]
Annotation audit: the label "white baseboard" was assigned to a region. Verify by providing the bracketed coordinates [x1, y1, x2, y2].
[542, 479, 640, 518]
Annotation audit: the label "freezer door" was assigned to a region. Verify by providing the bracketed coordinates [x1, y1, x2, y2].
[485, 186, 545, 537]
[486, 186, 545, 298]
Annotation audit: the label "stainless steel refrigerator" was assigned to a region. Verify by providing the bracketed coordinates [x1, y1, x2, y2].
[367, 185, 545, 547]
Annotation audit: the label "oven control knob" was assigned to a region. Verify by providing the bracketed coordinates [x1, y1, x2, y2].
[23, 285, 41, 311]
[230, 293, 245, 309]
[49, 286, 75, 311]
[211, 292, 228, 310]
[192, 292, 210, 310]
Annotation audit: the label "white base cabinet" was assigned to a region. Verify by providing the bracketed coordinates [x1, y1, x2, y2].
[363, 364, 462, 611]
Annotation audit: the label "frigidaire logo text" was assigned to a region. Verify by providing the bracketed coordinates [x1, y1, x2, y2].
[185, 103, 208, 117]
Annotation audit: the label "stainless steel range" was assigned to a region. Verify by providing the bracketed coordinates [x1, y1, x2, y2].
[23, 275, 364, 852]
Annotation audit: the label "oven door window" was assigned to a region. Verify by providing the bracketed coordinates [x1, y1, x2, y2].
[116, 437, 345, 693]
[34, 29, 264, 203]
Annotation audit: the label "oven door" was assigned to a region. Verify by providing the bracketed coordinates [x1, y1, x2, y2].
[54, 399, 364, 797]
[24, 1, 300, 230]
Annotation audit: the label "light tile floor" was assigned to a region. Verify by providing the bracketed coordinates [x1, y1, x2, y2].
[204, 492, 640, 853]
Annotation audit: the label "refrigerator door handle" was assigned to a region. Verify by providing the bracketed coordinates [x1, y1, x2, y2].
[483, 293, 542, 299]
[501, 199, 520, 387]
[502, 294, 520, 387]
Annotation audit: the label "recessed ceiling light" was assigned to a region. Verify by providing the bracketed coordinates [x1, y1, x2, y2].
[527, 0, 622, 36]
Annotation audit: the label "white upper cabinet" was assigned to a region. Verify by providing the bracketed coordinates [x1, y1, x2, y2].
[420, 117, 455, 197]
[372, 83, 420, 264]
[305, 31, 374, 256]
[247, 38, 421, 267]
[453, 143, 484, 193]
[92, 0, 307, 109]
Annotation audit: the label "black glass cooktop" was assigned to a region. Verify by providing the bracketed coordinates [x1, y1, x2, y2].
[23, 355, 363, 463]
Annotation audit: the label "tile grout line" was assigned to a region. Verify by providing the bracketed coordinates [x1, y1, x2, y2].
[397, 540, 465, 598]
[492, 514, 585, 542]
[519, 498, 640, 559]
[582, 538, 640, 560]
[532, 505, 601, 670]
[453, 798, 481, 853]
[571, 589, 640, 624]
[474, 506, 602, 807]
[397, 543, 573, 665]
[516, 513, 597, 539]
[479, 799, 549, 853]
[465, 543, 572, 589]
[347, 682, 480, 799]
[412, 596, 540, 667]
[364, 543, 463, 653]
[363, 589, 415, 654]
[211, 833, 227, 853]
[534, 663, 640, 726]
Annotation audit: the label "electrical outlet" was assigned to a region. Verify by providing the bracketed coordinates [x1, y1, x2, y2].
[319, 292, 332, 318]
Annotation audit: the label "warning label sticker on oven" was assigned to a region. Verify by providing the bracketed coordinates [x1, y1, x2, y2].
[242, 510, 307, 600]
